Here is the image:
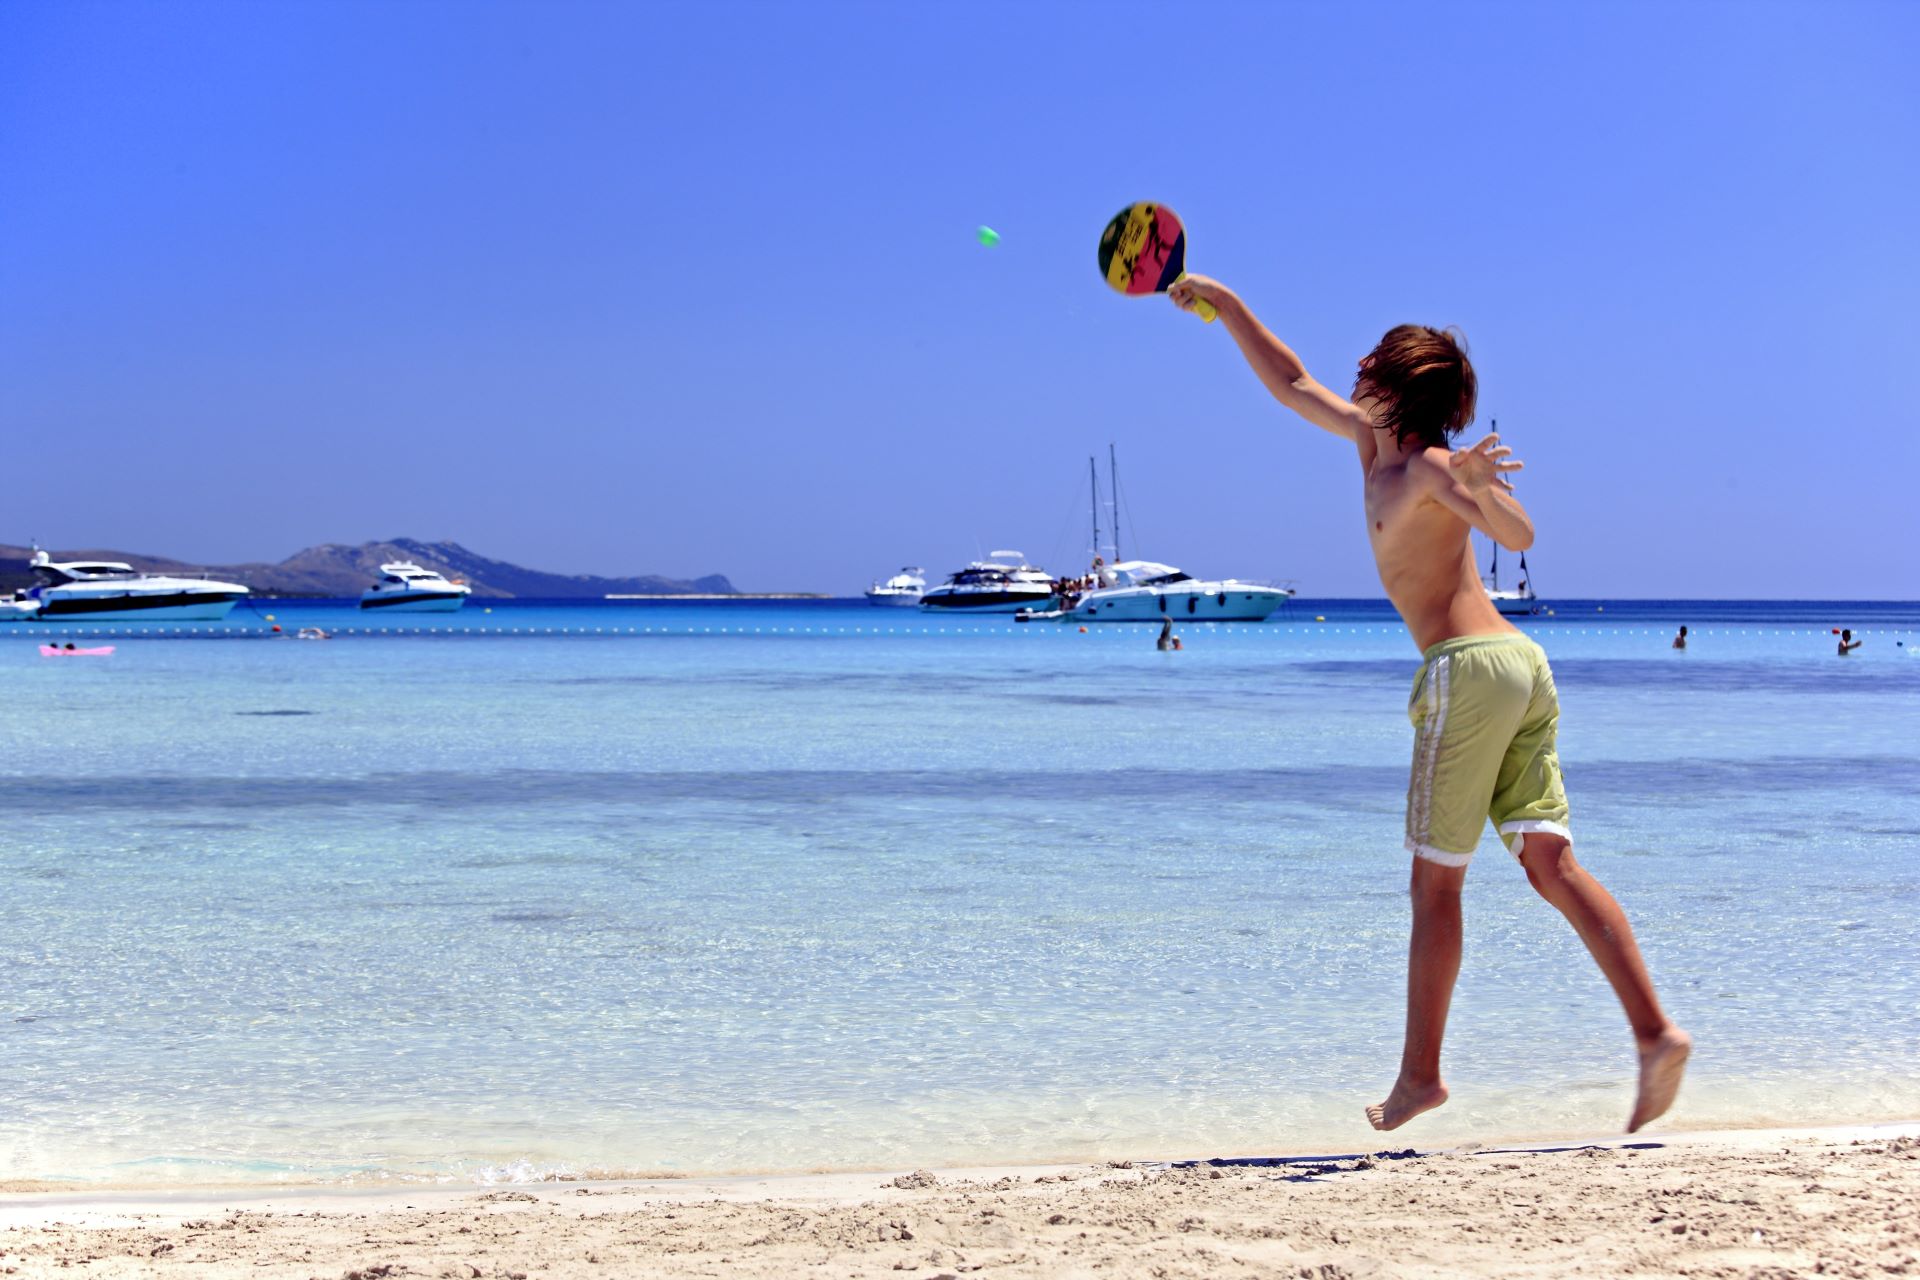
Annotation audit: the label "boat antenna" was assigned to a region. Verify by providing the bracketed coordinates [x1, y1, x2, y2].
[1109, 442, 1121, 563]
[1088, 456, 1101, 566]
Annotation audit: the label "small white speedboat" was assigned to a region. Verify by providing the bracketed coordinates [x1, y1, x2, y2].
[865, 567, 926, 607]
[359, 562, 472, 612]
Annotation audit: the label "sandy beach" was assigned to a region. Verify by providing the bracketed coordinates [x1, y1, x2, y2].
[2, 1122, 1914, 1278]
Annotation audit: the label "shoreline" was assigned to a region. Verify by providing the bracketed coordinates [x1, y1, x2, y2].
[12, 1107, 1920, 1198]
[2, 1121, 1914, 1278]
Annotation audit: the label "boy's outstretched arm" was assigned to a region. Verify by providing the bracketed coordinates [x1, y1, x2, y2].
[1168, 276, 1372, 449]
[1420, 434, 1535, 551]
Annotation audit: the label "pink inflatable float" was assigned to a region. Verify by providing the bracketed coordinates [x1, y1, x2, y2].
[39, 645, 116, 656]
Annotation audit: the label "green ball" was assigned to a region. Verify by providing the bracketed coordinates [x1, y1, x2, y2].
[975, 225, 1000, 247]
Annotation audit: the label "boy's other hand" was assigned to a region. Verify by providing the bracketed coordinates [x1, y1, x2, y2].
[1450, 433, 1524, 492]
[1168, 275, 1236, 316]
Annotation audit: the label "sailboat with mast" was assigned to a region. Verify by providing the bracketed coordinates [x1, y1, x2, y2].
[1018, 446, 1293, 623]
[1483, 540, 1539, 616]
[1478, 418, 1541, 616]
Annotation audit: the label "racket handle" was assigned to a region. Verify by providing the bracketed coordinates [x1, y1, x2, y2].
[1174, 273, 1217, 323]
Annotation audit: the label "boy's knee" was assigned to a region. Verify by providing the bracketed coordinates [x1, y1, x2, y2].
[1518, 834, 1578, 895]
[1408, 860, 1467, 906]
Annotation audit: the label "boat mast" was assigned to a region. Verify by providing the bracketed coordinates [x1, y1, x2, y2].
[1088, 456, 1101, 567]
[1485, 418, 1498, 589]
[1109, 442, 1121, 564]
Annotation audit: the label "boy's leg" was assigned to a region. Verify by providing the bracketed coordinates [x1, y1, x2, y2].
[1368, 856, 1468, 1131]
[1517, 833, 1691, 1131]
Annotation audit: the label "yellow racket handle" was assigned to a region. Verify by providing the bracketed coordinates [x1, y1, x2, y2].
[1174, 273, 1217, 323]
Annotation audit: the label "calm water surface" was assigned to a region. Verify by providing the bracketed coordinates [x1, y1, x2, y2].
[3, 599, 1917, 1184]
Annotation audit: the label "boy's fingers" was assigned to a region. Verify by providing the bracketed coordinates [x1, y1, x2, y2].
[1499, 460, 1525, 471]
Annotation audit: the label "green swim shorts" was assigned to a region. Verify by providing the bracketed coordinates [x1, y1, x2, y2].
[1405, 633, 1571, 866]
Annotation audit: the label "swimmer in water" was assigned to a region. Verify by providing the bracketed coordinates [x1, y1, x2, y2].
[1672, 625, 1687, 651]
[1157, 615, 1176, 651]
[1838, 628, 1863, 656]
[1166, 274, 1690, 1135]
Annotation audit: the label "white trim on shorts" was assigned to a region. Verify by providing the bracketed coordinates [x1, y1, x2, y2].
[1404, 839, 1474, 868]
[1499, 820, 1573, 856]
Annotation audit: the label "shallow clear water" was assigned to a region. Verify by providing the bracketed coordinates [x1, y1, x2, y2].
[3, 599, 1918, 1185]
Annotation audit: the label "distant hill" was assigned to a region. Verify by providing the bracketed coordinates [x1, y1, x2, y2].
[0, 539, 735, 599]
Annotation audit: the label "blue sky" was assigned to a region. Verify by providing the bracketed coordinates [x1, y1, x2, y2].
[2, 0, 1915, 596]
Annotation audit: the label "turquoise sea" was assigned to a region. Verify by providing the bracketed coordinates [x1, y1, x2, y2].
[4, 598, 1918, 1186]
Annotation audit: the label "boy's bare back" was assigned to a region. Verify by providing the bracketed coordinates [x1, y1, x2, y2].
[1362, 440, 1520, 651]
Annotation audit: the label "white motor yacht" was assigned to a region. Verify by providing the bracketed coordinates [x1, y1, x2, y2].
[865, 567, 926, 607]
[919, 551, 1057, 613]
[359, 562, 473, 611]
[1033, 560, 1294, 623]
[23, 550, 249, 621]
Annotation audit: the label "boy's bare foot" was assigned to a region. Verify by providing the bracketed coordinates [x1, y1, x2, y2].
[1366, 1076, 1449, 1131]
[1628, 1025, 1692, 1133]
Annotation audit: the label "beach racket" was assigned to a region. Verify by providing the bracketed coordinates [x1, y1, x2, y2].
[1097, 201, 1215, 322]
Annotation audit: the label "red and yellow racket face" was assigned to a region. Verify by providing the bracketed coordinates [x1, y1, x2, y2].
[1097, 202, 1189, 296]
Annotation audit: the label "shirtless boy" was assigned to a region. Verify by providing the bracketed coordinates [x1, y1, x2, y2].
[1166, 276, 1691, 1133]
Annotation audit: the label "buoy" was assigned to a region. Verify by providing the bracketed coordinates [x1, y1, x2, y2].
[1315, 615, 1326, 622]
[1078, 626, 1088, 633]
[271, 625, 281, 633]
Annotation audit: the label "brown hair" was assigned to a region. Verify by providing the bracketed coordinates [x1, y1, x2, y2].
[1353, 325, 1477, 450]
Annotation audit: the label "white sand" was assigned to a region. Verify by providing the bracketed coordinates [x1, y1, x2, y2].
[1, 1121, 1915, 1278]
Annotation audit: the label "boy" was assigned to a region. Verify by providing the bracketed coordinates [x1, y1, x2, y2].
[1167, 276, 1690, 1133]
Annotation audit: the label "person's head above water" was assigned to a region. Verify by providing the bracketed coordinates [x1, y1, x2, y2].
[1353, 324, 1478, 451]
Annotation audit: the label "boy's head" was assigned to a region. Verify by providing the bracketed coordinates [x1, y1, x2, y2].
[1353, 324, 1477, 450]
